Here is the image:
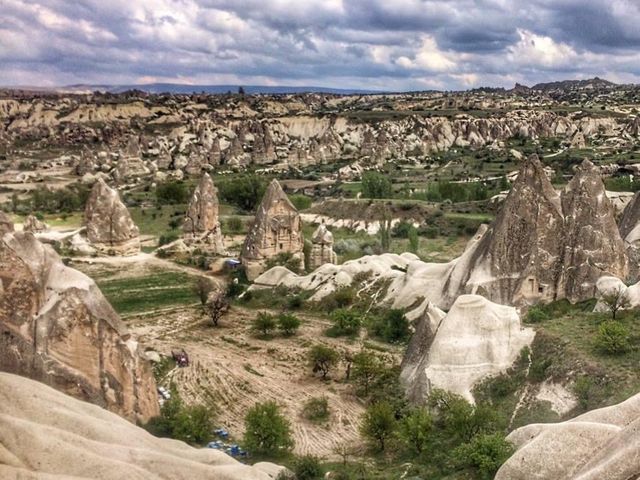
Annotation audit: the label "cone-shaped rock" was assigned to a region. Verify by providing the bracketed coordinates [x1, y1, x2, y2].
[23, 214, 48, 233]
[183, 173, 225, 253]
[0, 211, 14, 235]
[446, 154, 565, 305]
[558, 159, 628, 302]
[0, 232, 159, 422]
[309, 222, 337, 270]
[84, 178, 140, 255]
[241, 179, 303, 280]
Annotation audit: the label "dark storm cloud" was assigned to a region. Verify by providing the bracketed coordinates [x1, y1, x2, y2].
[1, 0, 639, 90]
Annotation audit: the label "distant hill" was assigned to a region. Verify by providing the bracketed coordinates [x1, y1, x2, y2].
[59, 83, 383, 95]
[531, 77, 617, 91]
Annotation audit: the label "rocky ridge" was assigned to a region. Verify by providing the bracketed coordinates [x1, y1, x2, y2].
[0, 232, 159, 422]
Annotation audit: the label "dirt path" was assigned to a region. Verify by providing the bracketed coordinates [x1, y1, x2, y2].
[131, 305, 401, 458]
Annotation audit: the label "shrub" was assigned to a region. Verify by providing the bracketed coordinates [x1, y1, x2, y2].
[193, 277, 215, 306]
[277, 313, 301, 336]
[526, 306, 549, 323]
[396, 407, 433, 454]
[302, 396, 330, 423]
[368, 309, 410, 343]
[289, 194, 313, 211]
[156, 181, 189, 205]
[145, 391, 215, 445]
[595, 320, 631, 355]
[453, 433, 514, 480]
[391, 220, 414, 238]
[408, 226, 419, 254]
[265, 252, 302, 272]
[252, 312, 276, 337]
[327, 308, 361, 337]
[225, 216, 243, 233]
[359, 401, 397, 451]
[158, 232, 179, 246]
[309, 344, 339, 380]
[293, 455, 324, 480]
[243, 401, 293, 455]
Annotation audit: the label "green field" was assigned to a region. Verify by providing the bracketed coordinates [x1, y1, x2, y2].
[97, 270, 200, 316]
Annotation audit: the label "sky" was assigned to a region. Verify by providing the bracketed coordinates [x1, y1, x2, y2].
[2, 0, 640, 91]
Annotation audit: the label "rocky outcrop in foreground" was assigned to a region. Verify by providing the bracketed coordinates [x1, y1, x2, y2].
[0, 232, 158, 422]
[0, 372, 282, 480]
[496, 391, 640, 480]
[0, 211, 14, 234]
[84, 178, 140, 255]
[182, 172, 225, 253]
[241, 179, 304, 280]
[401, 295, 534, 403]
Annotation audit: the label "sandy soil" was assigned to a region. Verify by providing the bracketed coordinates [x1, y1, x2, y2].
[126, 300, 401, 458]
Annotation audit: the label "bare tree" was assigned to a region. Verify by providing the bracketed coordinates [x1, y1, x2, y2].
[600, 286, 631, 320]
[206, 290, 230, 327]
[193, 277, 215, 306]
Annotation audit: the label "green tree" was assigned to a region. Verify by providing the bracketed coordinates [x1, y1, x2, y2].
[397, 407, 433, 454]
[360, 401, 397, 451]
[351, 351, 384, 397]
[370, 309, 410, 343]
[156, 181, 189, 205]
[252, 312, 276, 337]
[328, 308, 361, 336]
[218, 174, 267, 212]
[243, 401, 293, 455]
[361, 171, 392, 199]
[408, 226, 419, 254]
[599, 286, 631, 320]
[595, 320, 631, 355]
[309, 344, 339, 380]
[277, 313, 301, 336]
[145, 392, 215, 445]
[453, 433, 514, 480]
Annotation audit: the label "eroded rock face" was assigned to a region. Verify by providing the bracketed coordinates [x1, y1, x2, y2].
[0, 372, 283, 480]
[400, 295, 535, 403]
[0, 232, 159, 422]
[444, 155, 628, 305]
[22, 214, 48, 233]
[182, 173, 225, 253]
[618, 191, 640, 277]
[309, 222, 337, 270]
[84, 178, 140, 255]
[0, 211, 14, 234]
[496, 391, 640, 480]
[558, 160, 628, 302]
[241, 179, 304, 280]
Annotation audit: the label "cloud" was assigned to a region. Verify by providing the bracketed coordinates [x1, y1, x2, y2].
[0, 0, 639, 90]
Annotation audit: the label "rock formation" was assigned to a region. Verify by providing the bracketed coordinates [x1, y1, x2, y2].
[22, 214, 48, 233]
[557, 160, 629, 302]
[0, 372, 283, 480]
[443, 155, 628, 305]
[0, 211, 14, 234]
[84, 178, 140, 255]
[0, 232, 159, 422]
[496, 391, 640, 480]
[618, 190, 640, 276]
[401, 295, 535, 403]
[241, 179, 304, 280]
[182, 172, 225, 253]
[309, 221, 337, 270]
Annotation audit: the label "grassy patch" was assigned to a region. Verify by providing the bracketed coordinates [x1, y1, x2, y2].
[97, 270, 200, 315]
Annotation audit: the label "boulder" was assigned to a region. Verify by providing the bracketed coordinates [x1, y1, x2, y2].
[0, 372, 283, 480]
[84, 178, 140, 255]
[22, 214, 48, 233]
[0, 232, 158, 422]
[241, 179, 304, 280]
[182, 173, 225, 253]
[496, 391, 640, 480]
[400, 295, 535, 403]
